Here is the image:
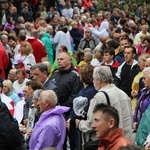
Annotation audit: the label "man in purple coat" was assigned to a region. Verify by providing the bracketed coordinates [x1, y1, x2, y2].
[29, 90, 70, 150]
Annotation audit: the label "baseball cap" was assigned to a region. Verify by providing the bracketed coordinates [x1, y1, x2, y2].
[13, 59, 23, 65]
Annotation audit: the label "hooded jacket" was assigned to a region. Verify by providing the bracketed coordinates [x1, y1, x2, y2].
[29, 105, 70, 150]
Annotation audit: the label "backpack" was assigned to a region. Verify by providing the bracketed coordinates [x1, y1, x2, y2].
[0, 101, 24, 149]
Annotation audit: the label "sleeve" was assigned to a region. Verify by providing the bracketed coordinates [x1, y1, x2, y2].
[133, 34, 140, 46]
[53, 32, 60, 45]
[34, 125, 56, 150]
[114, 63, 124, 87]
[79, 93, 106, 133]
[62, 74, 83, 107]
[23, 98, 31, 120]
[77, 39, 84, 52]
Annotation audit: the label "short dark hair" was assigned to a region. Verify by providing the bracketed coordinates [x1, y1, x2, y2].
[106, 39, 119, 49]
[93, 103, 119, 128]
[124, 46, 136, 54]
[104, 48, 115, 57]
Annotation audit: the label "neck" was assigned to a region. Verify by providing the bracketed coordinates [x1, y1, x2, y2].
[99, 82, 110, 89]
[83, 83, 88, 88]
[126, 59, 133, 65]
[106, 60, 114, 65]
[18, 79, 24, 84]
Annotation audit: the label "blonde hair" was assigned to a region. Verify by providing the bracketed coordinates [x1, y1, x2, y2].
[20, 41, 33, 55]
[3, 79, 13, 94]
[138, 53, 150, 61]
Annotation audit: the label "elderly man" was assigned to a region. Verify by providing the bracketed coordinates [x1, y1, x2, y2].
[29, 90, 70, 150]
[76, 66, 133, 143]
[92, 104, 131, 149]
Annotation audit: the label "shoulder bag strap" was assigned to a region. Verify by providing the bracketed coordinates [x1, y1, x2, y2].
[99, 91, 110, 106]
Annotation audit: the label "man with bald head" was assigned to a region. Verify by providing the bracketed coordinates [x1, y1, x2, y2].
[50, 52, 82, 108]
[29, 90, 70, 150]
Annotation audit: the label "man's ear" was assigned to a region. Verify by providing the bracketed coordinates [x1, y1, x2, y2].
[45, 100, 49, 107]
[109, 118, 115, 129]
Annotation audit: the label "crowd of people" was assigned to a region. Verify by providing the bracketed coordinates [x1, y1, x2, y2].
[1, 0, 150, 150]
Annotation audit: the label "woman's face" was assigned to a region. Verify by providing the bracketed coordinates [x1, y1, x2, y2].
[28, 85, 34, 98]
[144, 40, 150, 49]
[32, 98, 39, 108]
[16, 72, 25, 81]
[3, 86, 10, 94]
[20, 44, 26, 55]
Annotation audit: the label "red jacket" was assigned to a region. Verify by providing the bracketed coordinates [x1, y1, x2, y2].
[98, 129, 131, 150]
[0, 48, 9, 79]
[26, 38, 46, 63]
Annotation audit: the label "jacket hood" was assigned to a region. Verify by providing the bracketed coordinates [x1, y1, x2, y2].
[41, 105, 70, 119]
[42, 33, 50, 38]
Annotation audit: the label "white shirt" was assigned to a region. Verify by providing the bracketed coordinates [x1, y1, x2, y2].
[15, 53, 36, 70]
[13, 78, 29, 94]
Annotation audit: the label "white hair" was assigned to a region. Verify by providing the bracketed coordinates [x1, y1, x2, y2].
[143, 67, 150, 78]
[40, 90, 58, 106]
[93, 66, 113, 83]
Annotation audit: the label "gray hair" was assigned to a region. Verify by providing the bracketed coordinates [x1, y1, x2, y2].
[46, 25, 53, 32]
[31, 63, 48, 73]
[40, 90, 58, 106]
[143, 67, 150, 77]
[93, 66, 113, 83]
[1, 34, 8, 40]
[84, 51, 93, 59]
[33, 89, 43, 100]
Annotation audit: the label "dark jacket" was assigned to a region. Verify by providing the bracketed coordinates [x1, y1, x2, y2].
[114, 50, 124, 64]
[70, 28, 83, 50]
[114, 60, 140, 97]
[50, 67, 83, 107]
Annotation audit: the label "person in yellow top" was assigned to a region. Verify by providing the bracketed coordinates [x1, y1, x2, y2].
[78, 51, 93, 69]
[131, 53, 150, 114]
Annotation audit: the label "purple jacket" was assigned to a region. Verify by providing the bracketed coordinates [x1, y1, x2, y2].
[29, 105, 70, 150]
[133, 88, 150, 125]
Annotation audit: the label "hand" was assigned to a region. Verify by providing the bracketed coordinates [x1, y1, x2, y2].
[75, 119, 81, 128]
[66, 118, 71, 130]
[145, 142, 150, 150]
[133, 122, 138, 131]
[23, 119, 29, 126]
[131, 90, 138, 97]
[27, 128, 33, 137]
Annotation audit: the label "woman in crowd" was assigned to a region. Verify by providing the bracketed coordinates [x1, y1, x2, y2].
[3, 16, 15, 31]
[3, 79, 21, 105]
[15, 41, 36, 71]
[24, 79, 43, 149]
[131, 53, 150, 113]
[13, 69, 29, 94]
[66, 64, 97, 150]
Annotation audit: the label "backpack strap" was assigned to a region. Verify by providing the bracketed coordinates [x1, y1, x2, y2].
[99, 91, 110, 106]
